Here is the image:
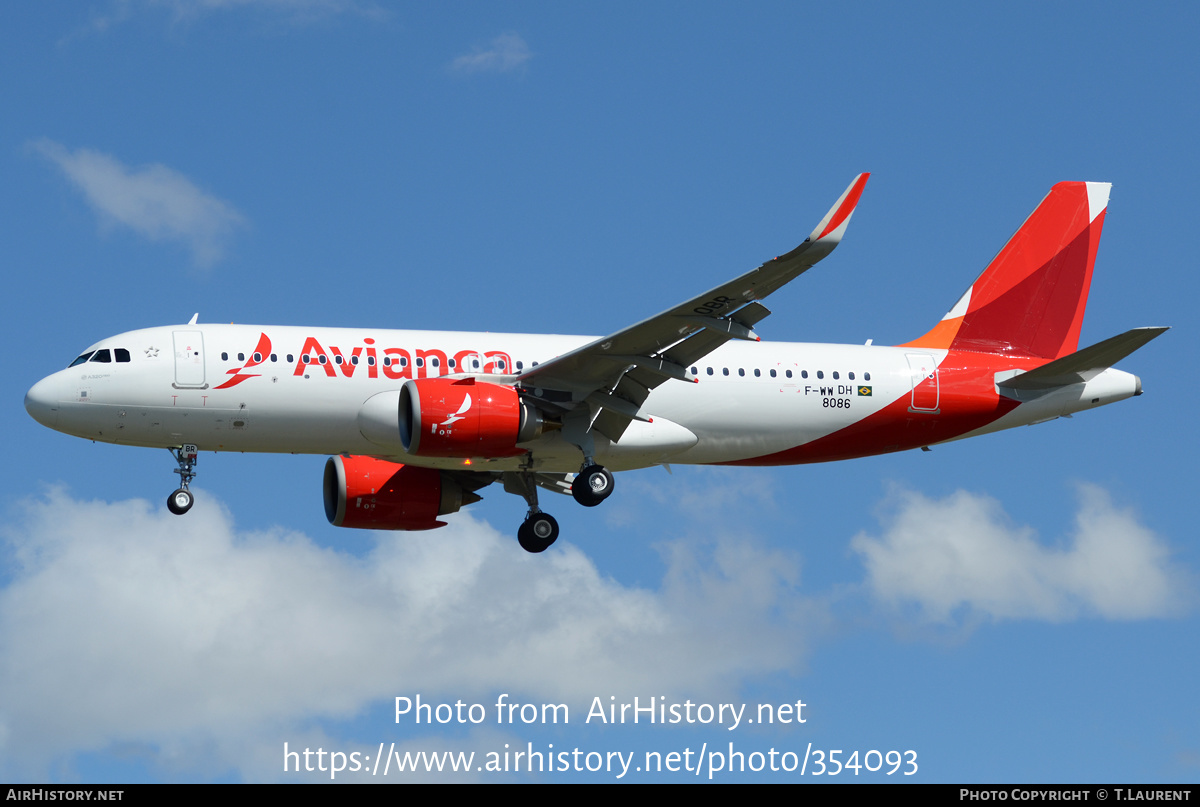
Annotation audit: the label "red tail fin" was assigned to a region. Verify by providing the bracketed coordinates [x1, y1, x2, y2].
[903, 182, 1110, 359]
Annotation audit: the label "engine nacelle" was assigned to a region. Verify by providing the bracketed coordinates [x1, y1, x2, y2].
[323, 455, 478, 530]
[398, 377, 542, 458]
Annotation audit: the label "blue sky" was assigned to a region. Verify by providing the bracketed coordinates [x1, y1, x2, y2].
[2, 1, 1196, 783]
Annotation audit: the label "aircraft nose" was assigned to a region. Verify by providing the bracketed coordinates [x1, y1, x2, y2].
[25, 376, 60, 429]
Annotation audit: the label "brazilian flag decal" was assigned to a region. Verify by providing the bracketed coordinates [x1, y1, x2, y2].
[857, 386, 872, 397]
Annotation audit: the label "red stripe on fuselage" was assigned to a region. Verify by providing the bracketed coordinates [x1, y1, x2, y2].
[721, 351, 1040, 466]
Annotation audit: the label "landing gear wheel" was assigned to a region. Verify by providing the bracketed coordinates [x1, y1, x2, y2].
[167, 488, 194, 515]
[167, 445, 199, 516]
[572, 464, 614, 507]
[518, 512, 559, 553]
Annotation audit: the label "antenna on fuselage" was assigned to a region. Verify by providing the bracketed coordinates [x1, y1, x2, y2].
[188, 313, 199, 325]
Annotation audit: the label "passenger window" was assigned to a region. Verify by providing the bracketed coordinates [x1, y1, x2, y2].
[754, 369, 761, 377]
[738, 368, 745, 377]
[833, 371, 839, 380]
[334, 355, 343, 365]
[722, 368, 729, 376]
[367, 356, 375, 366]
[90, 349, 111, 363]
[115, 348, 130, 362]
[318, 355, 327, 365]
[253, 352, 262, 363]
[517, 361, 524, 371]
[271, 354, 278, 362]
[238, 353, 245, 361]
[864, 372, 871, 381]
[849, 372, 855, 380]
[431, 357, 439, 368]
[416, 358, 424, 368]
[707, 367, 714, 376]
[785, 370, 792, 378]
[817, 370, 824, 379]
[691, 366, 698, 375]
[221, 352, 229, 361]
[770, 369, 776, 378]
[69, 352, 95, 368]
[801, 370, 808, 379]
[497, 360, 506, 371]
[286, 354, 294, 363]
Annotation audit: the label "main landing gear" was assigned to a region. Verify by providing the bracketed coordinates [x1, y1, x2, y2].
[506, 457, 615, 553]
[508, 469, 560, 553]
[167, 444, 198, 515]
[572, 462, 614, 508]
[518, 511, 559, 554]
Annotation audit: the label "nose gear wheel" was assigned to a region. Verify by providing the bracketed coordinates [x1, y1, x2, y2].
[167, 488, 194, 515]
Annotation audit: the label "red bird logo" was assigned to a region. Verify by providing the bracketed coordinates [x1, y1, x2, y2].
[214, 332, 272, 389]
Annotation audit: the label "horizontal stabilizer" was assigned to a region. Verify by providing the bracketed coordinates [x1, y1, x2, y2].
[997, 327, 1168, 391]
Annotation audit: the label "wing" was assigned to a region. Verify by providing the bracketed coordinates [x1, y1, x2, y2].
[516, 173, 870, 441]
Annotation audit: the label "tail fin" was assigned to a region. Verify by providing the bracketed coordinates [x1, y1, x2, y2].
[903, 181, 1111, 359]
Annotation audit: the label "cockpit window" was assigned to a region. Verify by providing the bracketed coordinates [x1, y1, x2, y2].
[115, 348, 131, 363]
[68, 351, 95, 368]
[89, 349, 112, 363]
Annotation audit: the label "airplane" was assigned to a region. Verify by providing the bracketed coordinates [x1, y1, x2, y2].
[24, 175, 1167, 553]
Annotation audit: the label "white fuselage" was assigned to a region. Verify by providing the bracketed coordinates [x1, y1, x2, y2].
[24, 323, 1141, 473]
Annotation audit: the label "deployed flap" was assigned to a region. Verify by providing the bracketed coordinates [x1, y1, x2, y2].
[502, 470, 575, 498]
[517, 174, 869, 441]
[998, 327, 1168, 391]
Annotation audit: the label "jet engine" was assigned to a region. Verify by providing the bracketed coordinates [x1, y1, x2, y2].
[323, 455, 481, 530]
[398, 377, 543, 458]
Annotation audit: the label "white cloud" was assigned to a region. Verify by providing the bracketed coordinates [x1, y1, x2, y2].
[156, 0, 387, 22]
[0, 489, 820, 779]
[5, 478, 1176, 779]
[65, 0, 384, 38]
[32, 139, 245, 267]
[851, 484, 1189, 624]
[451, 33, 532, 74]
[605, 466, 776, 529]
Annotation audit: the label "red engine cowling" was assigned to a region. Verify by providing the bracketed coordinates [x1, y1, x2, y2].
[323, 455, 479, 530]
[398, 377, 542, 458]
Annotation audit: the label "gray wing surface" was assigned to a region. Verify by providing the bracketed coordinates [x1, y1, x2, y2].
[516, 173, 870, 442]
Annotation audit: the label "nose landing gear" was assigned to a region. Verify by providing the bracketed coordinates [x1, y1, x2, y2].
[167, 444, 198, 515]
[167, 488, 194, 515]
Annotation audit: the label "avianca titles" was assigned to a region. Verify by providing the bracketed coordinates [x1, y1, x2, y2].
[25, 175, 1167, 553]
